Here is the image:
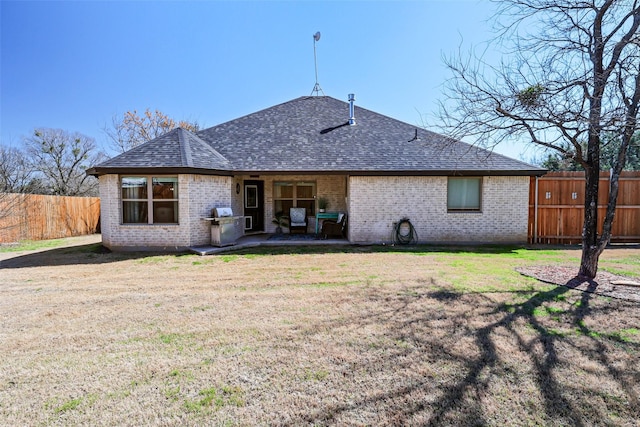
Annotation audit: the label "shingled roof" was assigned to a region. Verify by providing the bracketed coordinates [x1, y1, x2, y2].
[88, 96, 544, 176]
[90, 127, 233, 174]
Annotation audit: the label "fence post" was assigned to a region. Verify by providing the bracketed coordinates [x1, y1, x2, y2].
[534, 176, 539, 244]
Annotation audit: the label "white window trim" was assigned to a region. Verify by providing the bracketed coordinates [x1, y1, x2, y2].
[120, 175, 179, 225]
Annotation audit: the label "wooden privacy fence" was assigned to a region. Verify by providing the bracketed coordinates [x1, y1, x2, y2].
[529, 171, 640, 244]
[0, 193, 100, 243]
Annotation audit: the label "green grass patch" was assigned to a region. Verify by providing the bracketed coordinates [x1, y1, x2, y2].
[531, 306, 548, 317]
[54, 397, 83, 413]
[0, 238, 69, 253]
[184, 385, 244, 413]
[165, 386, 181, 401]
[601, 266, 640, 279]
[588, 330, 601, 338]
[307, 280, 355, 289]
[544, 328, 567, 337]
[136, 255, 173, 264]
[168, 369, 195, 381]
[436, 253, 551, 292]
[599, 256, 640, 278]
[608, 328, 640, 343]
[209, 244, 583, 269]
[392, 245, 573, 262]
[507, 287, 570, 317]
[575, 324, 639, 342]
[231, 245, 359, 256]
[159, 333, 181, 344]
[499, 303, 516, 314]
[303, 368, 329, 381]
[158, 332, 196, 349]
[527, 303, 566, 317]
[603, 256, 640, 266]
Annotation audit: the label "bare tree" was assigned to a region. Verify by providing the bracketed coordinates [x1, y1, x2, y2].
[24, 128, 107, 196]
[437, 0, 640, 278]
[1, 144, 41, 241]
[536, 131, 640, 170]
[104, 108, 200, 153]
[0, 144, 43, 193]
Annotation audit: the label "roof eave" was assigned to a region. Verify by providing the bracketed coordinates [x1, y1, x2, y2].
[88, 166, 546, 178]
[86, 167, 235, 177]
[232, 168, 548, 177]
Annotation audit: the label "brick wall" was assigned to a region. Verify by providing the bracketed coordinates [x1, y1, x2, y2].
[348, 175, 529, 244]
[99, 174, 231, 250]
[99, 173, 529, 249]
[99, 174, 117, 247]
[186, 174, 233, 246]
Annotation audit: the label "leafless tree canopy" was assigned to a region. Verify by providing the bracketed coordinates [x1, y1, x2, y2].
[0, 145, 41, 193]
[440, 0, 639, 159]
[23, 128, 107, 197]
[104, 109, 200, 153]
[437, 0, 639, 277]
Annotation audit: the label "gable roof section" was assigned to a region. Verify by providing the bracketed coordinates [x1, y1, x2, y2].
[88, 96, 545, 176]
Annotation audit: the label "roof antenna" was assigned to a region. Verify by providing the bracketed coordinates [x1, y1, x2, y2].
[311, 31, 325, 96]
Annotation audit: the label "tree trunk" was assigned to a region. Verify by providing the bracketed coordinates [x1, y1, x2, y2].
[579, 168, 622, 279]
[579, 245, 602, 278]
[579, 163, 602, 278]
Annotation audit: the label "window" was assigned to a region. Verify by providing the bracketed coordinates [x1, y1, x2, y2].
[273, 181, 316, 217]
[447, 177, 482, 212]
[245, 185, 258, 208]
[121, 176, 178, 224]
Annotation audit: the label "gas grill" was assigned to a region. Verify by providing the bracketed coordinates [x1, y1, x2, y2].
[205, 207, 244, 247]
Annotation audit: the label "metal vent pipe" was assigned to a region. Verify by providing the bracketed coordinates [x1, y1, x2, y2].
[348, 93, 356, 125]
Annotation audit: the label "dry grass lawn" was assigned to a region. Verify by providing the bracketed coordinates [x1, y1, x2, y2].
[1, 237, 639, 426]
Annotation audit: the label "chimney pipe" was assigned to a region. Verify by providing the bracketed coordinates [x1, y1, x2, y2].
[348, 93, 356, 125]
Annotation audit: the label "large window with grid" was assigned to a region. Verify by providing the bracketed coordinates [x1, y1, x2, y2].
[273, 181, 316, 217]
[121, 176, 179, 224]
[447, 177, 482, 212]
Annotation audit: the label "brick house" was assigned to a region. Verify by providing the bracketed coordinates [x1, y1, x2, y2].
[87, 95, 545, 251]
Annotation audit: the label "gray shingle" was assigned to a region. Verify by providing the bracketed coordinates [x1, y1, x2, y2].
[89, 96, 544, 176]
[94, 128, 232, 171]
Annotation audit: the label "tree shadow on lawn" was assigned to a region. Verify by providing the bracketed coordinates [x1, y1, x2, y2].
[281, 280, 639, 426]
[0, 243, 175, 269]
[4, 241, 636, 270]
[228, 243, 547, 257]
[0, 242, 551, 269]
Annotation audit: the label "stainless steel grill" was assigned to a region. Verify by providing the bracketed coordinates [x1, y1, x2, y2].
[206, 207, 243, 247]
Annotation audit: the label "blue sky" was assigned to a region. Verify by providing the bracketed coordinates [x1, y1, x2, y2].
[1, 0, 540, 160]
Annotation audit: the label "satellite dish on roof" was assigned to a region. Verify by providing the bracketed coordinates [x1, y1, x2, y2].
[314, 31, 321, 41]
